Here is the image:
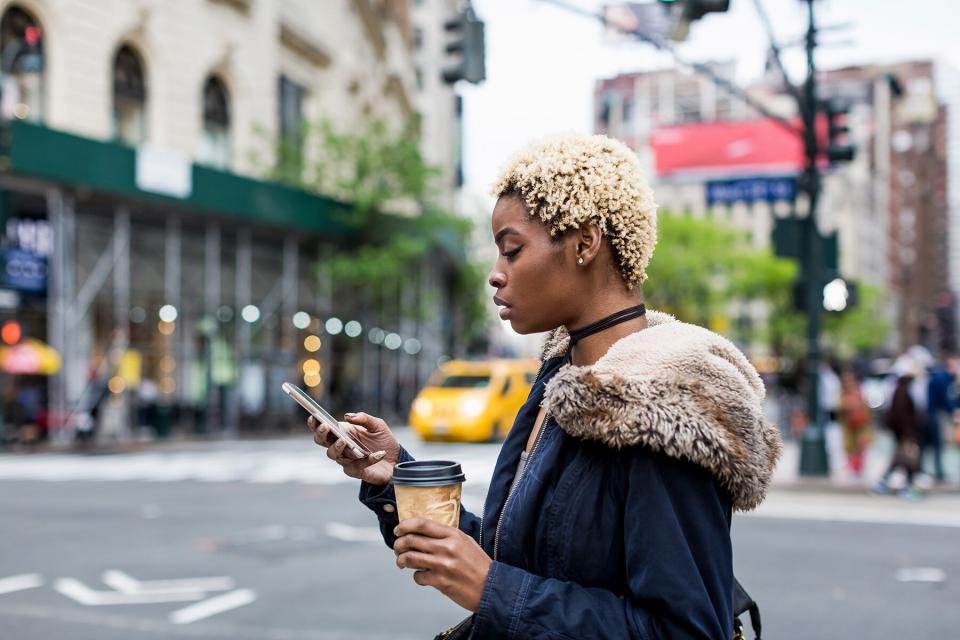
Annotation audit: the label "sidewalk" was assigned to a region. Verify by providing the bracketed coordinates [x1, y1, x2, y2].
[772, 430, 960, 494]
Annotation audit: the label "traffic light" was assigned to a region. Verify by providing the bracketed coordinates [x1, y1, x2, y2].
[442, 7, 485, 85]
[824, 97, 855, 164]
[822, 277, 857, 313]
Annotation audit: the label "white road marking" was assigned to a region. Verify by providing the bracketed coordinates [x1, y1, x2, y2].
[168, 588, 257, 625]
[746, 495, 960, 528]
[54, 578, 207, 606]
[896, 567, 947, 583]
[102, 570, 235, 595]
[325, 522, 384, 543]
[0, 573, 43, 595]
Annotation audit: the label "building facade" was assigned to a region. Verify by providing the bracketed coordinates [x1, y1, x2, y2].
[596, 60, 955, 355]
[0, 0, 466, 446]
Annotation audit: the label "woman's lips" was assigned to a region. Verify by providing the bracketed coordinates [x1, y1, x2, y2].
[498, 306, 511, 320]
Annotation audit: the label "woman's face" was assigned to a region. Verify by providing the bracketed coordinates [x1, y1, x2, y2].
[488, 195, 578, 334]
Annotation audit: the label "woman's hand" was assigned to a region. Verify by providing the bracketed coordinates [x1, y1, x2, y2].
[393, 518, 492, 612]
[307, 412, 401, 486]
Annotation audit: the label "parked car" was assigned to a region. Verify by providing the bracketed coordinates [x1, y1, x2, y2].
[408, 358, 540, 442]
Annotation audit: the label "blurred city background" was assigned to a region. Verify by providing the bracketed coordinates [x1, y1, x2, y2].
[0, 0, 958, 638]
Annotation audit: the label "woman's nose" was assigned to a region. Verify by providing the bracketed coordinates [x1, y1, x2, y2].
[488, 267, 506, 289]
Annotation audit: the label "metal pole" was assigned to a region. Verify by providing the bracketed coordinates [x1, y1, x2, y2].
[204, 223, 221, 432]
[164, 217, 183, 426]
[114, 206, 131, 441]
[46, 188, 69, 445]
[233, 228, 251, 435]
[798, 0, 829, 476]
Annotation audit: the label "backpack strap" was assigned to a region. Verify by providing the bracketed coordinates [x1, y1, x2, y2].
[733, 576, 762, 639]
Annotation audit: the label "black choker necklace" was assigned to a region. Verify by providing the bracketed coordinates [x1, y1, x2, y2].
[565, 304, 646, 364]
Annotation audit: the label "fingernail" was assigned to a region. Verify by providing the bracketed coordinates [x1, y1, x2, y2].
[373, 450, 386, 460]
[344, 412, 356, 418]
[393, 526, 400, 537]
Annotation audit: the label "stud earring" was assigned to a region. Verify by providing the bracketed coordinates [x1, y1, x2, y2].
[577, 256, 584, 265]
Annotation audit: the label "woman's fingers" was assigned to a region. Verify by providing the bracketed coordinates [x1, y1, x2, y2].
[393, 532, 442, 556]
[326, 436, 349, 461]
[312, 424, 339, 448]
[395, 518, 453, 540]
[341, 451, 386, 476]
[343, 412, 388, 434]
[396, 549, 442, 572]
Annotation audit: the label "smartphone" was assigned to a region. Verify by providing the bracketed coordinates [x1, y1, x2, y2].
[282, 382, 371, 459]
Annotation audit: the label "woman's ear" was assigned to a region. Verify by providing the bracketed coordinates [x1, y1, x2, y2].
[575, 222, 603, 267]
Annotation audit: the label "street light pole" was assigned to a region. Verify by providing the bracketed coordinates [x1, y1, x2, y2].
[798, 0, 829, 475]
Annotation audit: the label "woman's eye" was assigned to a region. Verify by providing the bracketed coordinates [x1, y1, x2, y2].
[502, 247, 522, 260]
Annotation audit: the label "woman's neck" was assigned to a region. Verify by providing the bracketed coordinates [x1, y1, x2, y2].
[566, 301, 648, 367]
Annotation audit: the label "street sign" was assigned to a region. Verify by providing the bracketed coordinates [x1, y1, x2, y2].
[0, 248, 47, 292]
[706, 175, 796, 206]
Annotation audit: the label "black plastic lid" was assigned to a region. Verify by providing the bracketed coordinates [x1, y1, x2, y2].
[392, 460, 466, 486]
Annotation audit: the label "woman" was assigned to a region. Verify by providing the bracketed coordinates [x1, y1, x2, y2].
[838, 367, 871, 476]
[308, 134, 782, 639]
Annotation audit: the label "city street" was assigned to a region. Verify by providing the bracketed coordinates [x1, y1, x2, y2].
[2, 434, 959, 639]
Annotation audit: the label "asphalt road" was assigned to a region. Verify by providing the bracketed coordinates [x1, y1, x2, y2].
[2, 437, 958, 639]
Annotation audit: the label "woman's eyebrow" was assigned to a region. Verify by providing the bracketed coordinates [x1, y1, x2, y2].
[494, 228, 520, 243]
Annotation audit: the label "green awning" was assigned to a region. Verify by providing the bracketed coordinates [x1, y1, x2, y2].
[0, 120, 359, 237]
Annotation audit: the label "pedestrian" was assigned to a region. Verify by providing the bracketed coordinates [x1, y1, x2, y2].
[838, 367, 871, 477]
[924, 355, 956, 483]
[307, 133, 782, 639]
[873, 356, 925, 498]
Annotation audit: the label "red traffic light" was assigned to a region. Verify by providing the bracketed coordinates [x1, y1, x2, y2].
[24, 26, 41, 46]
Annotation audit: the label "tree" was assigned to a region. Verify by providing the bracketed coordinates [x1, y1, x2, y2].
[646, 212, 890, 359]
[256, 118, 487, 345]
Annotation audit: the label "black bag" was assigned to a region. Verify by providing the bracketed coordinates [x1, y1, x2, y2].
[435, 578, 762, 640]
[734, 577, 762, 639]
[433, 614, 474, 640]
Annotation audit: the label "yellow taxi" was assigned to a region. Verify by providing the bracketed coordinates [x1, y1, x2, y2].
[409, 358, 540, 442]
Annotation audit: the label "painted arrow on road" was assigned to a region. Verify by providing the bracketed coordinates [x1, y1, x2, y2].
[0, 573, 44, 595]
[102, 570, 235, 594]
[54, 578, 208, 605]
[54, 572, 258, 623]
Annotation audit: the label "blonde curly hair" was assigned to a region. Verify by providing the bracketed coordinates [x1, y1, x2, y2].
[492, 133, 658, 287]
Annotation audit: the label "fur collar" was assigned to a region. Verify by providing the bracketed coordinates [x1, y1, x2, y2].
[540, 310, 782, 511]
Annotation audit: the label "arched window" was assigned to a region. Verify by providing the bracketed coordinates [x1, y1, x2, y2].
[112, 45, 147, 145]
[199, 75, 230, 169]
[0, 5, 45, 122]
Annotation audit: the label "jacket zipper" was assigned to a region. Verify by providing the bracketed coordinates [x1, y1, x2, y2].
[493, 409, 552, 561]
[483, 357, 549, 554]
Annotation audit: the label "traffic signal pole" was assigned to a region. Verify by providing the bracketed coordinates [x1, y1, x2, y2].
[541, 0, 834, 473]
[798, 0, 829, 475]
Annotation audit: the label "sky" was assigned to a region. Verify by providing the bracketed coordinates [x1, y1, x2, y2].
[460, 0, 960, 351]
[461, 0, 960, 205]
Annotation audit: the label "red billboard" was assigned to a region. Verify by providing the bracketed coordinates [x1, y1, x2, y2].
[650, 118, 808, 178]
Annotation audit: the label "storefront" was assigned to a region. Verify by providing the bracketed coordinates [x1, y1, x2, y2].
[0, 120, 457, 446]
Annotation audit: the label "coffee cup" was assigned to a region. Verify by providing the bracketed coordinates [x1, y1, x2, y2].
[392, 460, 466, 528]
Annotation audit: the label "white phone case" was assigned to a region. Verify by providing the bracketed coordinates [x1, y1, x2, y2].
[282, 382, 370, 458]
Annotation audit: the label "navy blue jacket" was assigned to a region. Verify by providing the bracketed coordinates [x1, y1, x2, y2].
[362, 356, 734, 639]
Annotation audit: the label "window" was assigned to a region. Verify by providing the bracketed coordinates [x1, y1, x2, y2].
[437, 375, 490, 389]
[0, 6, 45, 122]
[112, 45, 147, 145]
[277, 75, 306, 172]
[199, 76, 230, 169]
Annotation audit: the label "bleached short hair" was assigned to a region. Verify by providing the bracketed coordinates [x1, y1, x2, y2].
[492, 133, 658, 287]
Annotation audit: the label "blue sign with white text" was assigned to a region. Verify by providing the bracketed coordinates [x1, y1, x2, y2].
[706, 176, 796, 206]
[1, 249, 48, 293]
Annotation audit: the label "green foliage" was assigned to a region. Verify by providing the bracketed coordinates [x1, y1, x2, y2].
[822, 284, 890, 358]
[256, 117, 486, 341]
[646, 212, 890, 358]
